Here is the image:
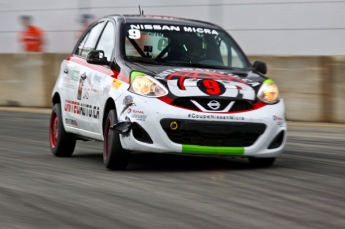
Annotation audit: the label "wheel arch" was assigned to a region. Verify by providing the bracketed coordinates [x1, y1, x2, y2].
[52, 92, 61, 106]
[103, 98, 116, 134]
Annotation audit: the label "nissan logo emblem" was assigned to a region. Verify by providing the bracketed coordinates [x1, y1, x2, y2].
[207, 100, 221, 110]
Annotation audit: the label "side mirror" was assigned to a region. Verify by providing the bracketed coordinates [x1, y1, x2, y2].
[86, 50, 110, 65]
[253, 61, 267, 75]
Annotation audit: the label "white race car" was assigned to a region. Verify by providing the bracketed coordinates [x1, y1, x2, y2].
[49, 14, 286, 170]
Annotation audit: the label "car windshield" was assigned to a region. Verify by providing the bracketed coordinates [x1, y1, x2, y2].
[123, 23, 250, 69]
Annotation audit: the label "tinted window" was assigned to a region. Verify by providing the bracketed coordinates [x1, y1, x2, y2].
[123, 24, 249, 69]
[96, 22, 115, 61]
[75, 22, 104, 58]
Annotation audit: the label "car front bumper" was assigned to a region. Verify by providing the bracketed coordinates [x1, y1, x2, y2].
[116, 94, 287, 158]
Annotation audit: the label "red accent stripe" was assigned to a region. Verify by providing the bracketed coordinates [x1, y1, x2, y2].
[68, 56, 129, 84]
[179, 76, 186, 90]
[252, 101, 266, 109]
[158, 96, 174, 104]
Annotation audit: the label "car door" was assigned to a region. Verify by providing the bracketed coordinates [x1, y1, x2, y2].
[87, 20, 116, 136]
[63, 21, 105, 139]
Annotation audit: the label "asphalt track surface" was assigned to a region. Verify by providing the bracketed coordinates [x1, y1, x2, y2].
[0, 109, 344, 229]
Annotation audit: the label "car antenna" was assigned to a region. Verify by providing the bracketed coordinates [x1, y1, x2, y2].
[138, 5, 144, 15]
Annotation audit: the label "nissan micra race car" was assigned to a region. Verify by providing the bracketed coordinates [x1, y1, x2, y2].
[49, 14, 286, 170]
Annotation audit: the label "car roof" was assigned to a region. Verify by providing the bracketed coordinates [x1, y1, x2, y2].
[107, 14, 222, 30]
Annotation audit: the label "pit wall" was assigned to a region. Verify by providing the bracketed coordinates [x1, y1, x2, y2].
[0, 53, 344, 123]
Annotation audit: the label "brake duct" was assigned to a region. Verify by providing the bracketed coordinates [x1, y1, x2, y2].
[110, 121, 132, 134]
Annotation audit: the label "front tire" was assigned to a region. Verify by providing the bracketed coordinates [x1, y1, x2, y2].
[103, 109, 130, 170]
[248, 157, 276, 167]
[49, 103, 76, 157]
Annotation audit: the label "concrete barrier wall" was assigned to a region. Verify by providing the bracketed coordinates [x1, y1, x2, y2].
[0, 53, 66, 108]
[248, 56, 345, 123]
[0, 53, 344, 123]
[332, 56, 345, 123]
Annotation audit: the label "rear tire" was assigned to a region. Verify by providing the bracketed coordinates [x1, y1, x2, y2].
[49, 103, 76, 157]
[103, 109, 130, 170]
[248, 157, 276, 167]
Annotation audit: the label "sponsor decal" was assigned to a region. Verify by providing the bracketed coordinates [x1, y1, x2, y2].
[129, 24, 219, 35]
[90, 73, 102, 94]
[83, 88, 89, 100]
[77, 76, 84, 100]
[132, 109, 144, 114]
[63, 76, 71, 83]
[64, 100, 100, 119]
[65, 118, 78, 127]
[273, 115, 284, 121]
[188, 113, 245, 121]
[62, 71, 78, 90]
[71, 70, 79, 81]
[111, 79, 123, 90]
[120, 95, 136, 116]
[273, 115, 285, 126]
[127, 108, 144, 114]
[93, 74, 102, 85]
[91, 85, 100, 94]
[123, 95, 134, 106]
[183, 27, 219, 35]
[131, 114, 147, 121]
[121, 96, 146, 121]
[62, 82, 76, 90]
[77, 73, 89, 100]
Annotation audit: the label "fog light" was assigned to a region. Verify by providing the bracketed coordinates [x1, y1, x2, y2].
[170, 121, 178, 130]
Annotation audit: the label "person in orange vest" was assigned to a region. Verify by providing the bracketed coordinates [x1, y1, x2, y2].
[18, 15, 45, 52]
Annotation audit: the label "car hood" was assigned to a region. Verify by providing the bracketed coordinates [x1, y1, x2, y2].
[126, 62, 266, 100]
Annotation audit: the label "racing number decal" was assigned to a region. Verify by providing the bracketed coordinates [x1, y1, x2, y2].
[166, 70, 256, 99]
[197, 79, 225, 95]
[128, 29, 141, 39]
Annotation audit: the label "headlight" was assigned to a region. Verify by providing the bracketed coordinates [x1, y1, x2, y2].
[257, 79, 279, 104]
[129, 71, 168, 97]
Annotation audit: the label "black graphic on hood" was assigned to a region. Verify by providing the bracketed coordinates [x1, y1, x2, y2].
[156, 69, 258, 100]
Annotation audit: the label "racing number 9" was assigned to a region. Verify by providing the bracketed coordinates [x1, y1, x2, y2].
[128, 29, 141, 39]
[197, 79, 225, 95]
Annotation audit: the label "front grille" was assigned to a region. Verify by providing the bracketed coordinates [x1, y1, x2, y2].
[160, 119, 266, 147]
[171, 97, 254, 112]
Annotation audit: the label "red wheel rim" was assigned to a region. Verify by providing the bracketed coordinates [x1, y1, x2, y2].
[49, 110, 58, 148]
[103, 117, 112, 161]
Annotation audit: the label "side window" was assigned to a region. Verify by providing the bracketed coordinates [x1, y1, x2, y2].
[219, 41, 228, 65]
[74, 22, 104, 58]
[219, 40, 244, 68]
[96, 22, 115, 61]
[230, 47, 244, 68]
[76, 33, 89, 56]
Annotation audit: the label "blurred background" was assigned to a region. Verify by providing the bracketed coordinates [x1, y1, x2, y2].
[0, 0, 344, 54]
[0, 2, 345, 228]
[0, 0, 344, 122]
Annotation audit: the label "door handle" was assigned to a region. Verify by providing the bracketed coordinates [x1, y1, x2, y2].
[63, 68, 69, 74]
